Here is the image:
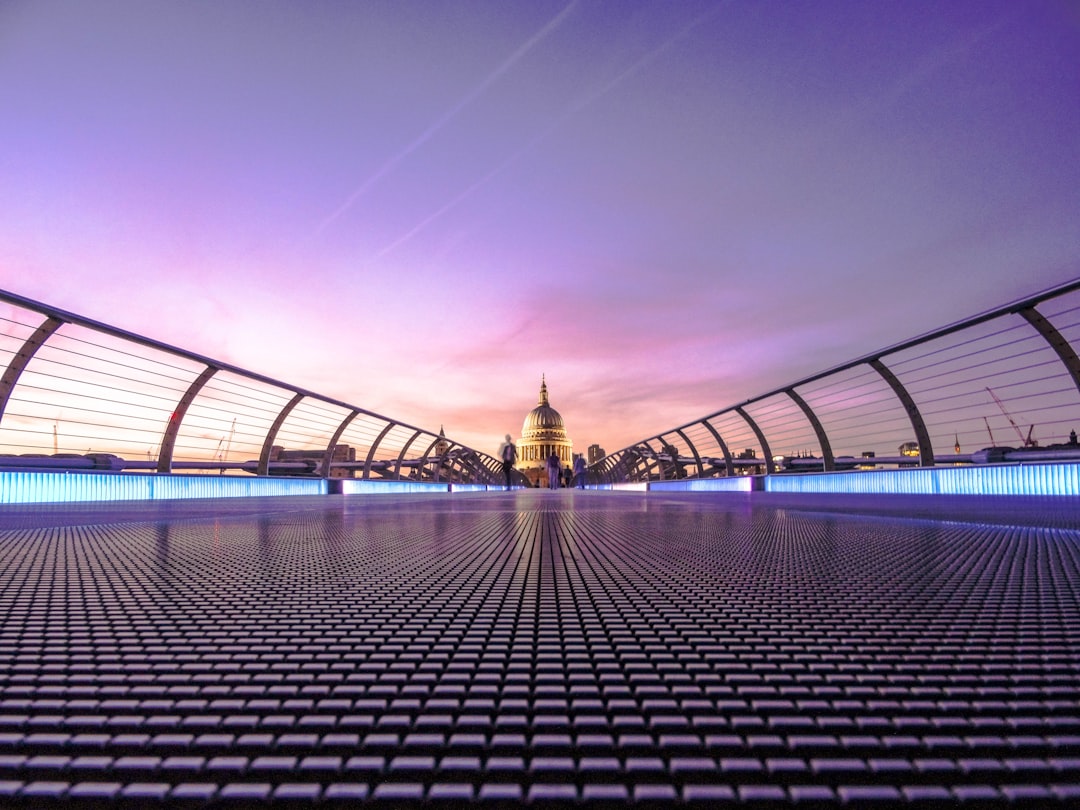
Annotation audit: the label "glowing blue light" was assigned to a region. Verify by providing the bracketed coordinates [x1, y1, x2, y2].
[763, 463, 1080, 497]
[0, 471, 326, 504]
[649, 477, 756, 493]
[341, 480, 452, 495]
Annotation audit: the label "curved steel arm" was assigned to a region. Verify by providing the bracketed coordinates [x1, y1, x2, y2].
[602, 279, 1080, 479]
[655, 437, 680, 479]
[701, 420, 735, 476]
[363, 422, 397, 479]
[479, 453, 502, 478]
[606, 449, 640, 483]
[0, 316, 63, 426]
[600, 454, 621, 484]
[467, 450, 499, 484]
[158, 366, 218, 473]
[735, 407, 775, 474]
[1020, 306, 1080, 396]
[321, 409, 360, 478]
[869, 357, 934, 466]
[394, 430, 423, 479]
[638, 441, 663, 480]
[786, 387, 834, 471]
[593, 455, 616, 484]
[258, 393, 305, 475]
[416, 436, 442, 481]
[450, 448, 480, 483]
[674, 428, 704, 478]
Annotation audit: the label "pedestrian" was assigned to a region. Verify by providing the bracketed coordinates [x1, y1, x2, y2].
[498, 434, 517, 490]
[573, 455, 586, 488]
[546, 451, 561, 490]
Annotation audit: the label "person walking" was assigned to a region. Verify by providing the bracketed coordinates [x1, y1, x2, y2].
[546, 451, 561, 490]
[498, 434, 517, 490]
[573, 455, 586, 489]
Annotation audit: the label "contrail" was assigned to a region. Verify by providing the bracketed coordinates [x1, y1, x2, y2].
[317, 1, 579, 235]
[372, 3, 726, 259]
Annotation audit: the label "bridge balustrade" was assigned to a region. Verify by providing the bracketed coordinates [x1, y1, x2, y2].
[597, 278, 1080, 484]
[0, 289, 501, 485]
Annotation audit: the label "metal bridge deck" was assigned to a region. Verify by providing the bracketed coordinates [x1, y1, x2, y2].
[0, 490, 1078, 806]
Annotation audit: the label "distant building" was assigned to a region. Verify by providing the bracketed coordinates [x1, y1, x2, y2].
[434, 426, 450, 457]
[736, 447, 764, 476]
[898, 441, 920, 467]
[515, 377, 573, 487]
[270, 444, 356, 477]
[660, 442, 685, 479]
[587, 444, 605, 465]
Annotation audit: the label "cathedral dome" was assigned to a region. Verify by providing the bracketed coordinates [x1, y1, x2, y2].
[515, 377, 573, 474]
[521, 378, 565, 437]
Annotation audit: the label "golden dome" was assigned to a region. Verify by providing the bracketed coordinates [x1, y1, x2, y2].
[522, 378, 565, 436]
[516, 377, 573, 473]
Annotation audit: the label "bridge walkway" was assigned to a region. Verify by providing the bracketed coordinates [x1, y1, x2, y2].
[0, 490, 1077, 805]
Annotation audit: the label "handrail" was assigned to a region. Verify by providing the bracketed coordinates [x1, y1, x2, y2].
[0, 288, 501, 485]
[597, 276, 1080, 483]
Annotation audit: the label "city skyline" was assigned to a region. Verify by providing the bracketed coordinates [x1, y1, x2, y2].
[2, 1, 1078, 455]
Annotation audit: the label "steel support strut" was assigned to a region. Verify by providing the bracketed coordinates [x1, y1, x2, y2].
[735, 407, 775, 475]
[321, 410, 360, 478]
[158, 366, 218, 473]
[675, 428, 704, 478]
[258, 393, 305, 476]
[701, 421, 735, 477]
[363, 422, 396, 479]
[394, 430, 423, 480]
[869, 358, 934, 467]
[1019, 306, 1080, 397]
[786, 387, 835, 471]
[0, 317, 64, 427]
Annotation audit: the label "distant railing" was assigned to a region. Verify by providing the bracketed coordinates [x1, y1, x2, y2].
[0, 289, 512, 486]
[595, 278, 1080, 484]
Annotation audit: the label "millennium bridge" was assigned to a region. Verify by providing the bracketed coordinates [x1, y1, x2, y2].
[0, 285, 1078, 806]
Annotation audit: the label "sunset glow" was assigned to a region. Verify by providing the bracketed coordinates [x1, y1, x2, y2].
[2, 1, 1078, 455]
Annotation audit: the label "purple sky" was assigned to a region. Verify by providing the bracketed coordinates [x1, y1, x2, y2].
[2, 0, 1079, 457]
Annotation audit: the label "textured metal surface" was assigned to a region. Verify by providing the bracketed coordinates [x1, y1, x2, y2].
[0, 490, 1078, 806]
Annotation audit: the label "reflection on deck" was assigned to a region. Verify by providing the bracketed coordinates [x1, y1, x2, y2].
[0, 490, 1077, 805]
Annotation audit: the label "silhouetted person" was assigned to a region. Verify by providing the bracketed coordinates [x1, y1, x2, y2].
[563, 465, 572, 488]
[1070, 429, 1078, 446]
[547, 452, 561, 490]
[573, 455, 586, 488]
[498, 434, 517, 490]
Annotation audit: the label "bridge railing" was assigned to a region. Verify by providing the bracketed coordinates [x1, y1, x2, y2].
[596, 278, 1080, 484]
[0, 289, 502, 485]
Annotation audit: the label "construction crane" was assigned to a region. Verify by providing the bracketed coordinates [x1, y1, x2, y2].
[215, 418, 237, 463]
[985, 387, 1037, 447]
